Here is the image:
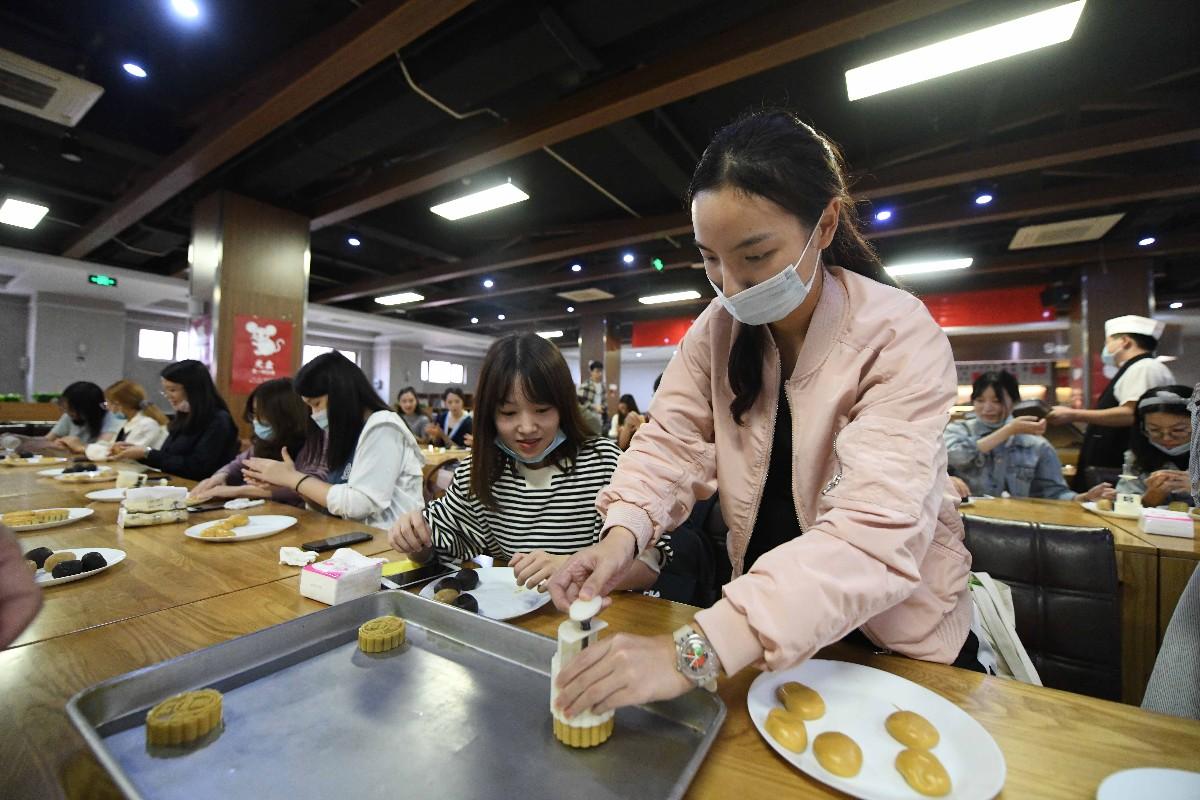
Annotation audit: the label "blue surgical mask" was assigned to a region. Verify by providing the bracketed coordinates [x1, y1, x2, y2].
[252, 419, 274, 440]
[1150, 439, 1191, 457]
[1101, 347, 1117, 367]
[495, 429, 567, 464]
[312, 409, 329, 431]
[708, 222, 821, 326]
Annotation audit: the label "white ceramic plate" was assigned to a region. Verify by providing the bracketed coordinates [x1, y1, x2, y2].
[33, 547, 126, 587]
[3, 456, 68, 467]
[184, 514, 298, 543]
[52, 468, 116, 483]
[5, 506, 94, 532]
[39, 465, 109, 477]
[85, 486, 185, 503]
[1097, 768, 1200, 800]
[1082, 501, 1140, 521]
[748, 659, 1006, 800]
[419, 566, 553, 620]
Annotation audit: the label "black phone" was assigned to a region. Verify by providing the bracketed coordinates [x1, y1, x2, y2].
[301, 531, 374, 552]
[381, 561, 453, 590]
[186, 501, 227, 513]
[1011, 400, 1049, 421]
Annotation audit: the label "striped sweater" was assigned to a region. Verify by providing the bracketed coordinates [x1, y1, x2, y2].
[423, 437, 671, 565]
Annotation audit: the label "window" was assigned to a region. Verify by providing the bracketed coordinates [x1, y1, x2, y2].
[138, 328, 177, 361]
[174, 331, 192, 362]
[303, 345, 359, 365]
[421, 359, 465, 384]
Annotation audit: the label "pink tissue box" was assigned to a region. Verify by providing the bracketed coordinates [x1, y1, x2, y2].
[1139, 509, 1196, 539]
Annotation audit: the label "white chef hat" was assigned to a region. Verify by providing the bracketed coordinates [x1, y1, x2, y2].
[1104, 315, 1165, 340]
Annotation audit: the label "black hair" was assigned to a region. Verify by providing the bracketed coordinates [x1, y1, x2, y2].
[160, 360, 233, 436]
[294, 352, 389, 471]
[617, 393, 639, 426]
[60, 381, 106, 440]
[1126, 333, 1159, 353]
[588, 360, 603, 372]
[443, 386, 467, 403]
[246, 378, 314, 460]
[1131, 384, 1192, 472]
[686, 109, 894, 424]
[653, 373, 663, 393]
[970, 371, 1020, 406]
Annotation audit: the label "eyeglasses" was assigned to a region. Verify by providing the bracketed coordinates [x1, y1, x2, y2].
[1145, 425, 1190, 440]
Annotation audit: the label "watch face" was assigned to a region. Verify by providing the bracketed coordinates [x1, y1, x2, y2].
[679, 634, 718, 680]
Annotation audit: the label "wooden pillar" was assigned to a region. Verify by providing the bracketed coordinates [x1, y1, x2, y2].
[1076, 259, 1153, 405]
[188, 191, 310, 435]
[603, 318, 621, 418]
[578, 314, 606, 384]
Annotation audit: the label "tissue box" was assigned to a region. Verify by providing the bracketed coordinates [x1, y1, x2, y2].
[299, 548, 385, 605]
[124, 486, 189, 513]
[1139, 508, 1196, 539]
[119, 508, 189, 527]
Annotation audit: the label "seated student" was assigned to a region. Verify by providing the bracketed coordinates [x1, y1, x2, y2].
[946, 371, 1111, 503]
[44, 382, 123, 453]
[111, 360, 240, 480]
[190, 378, 326, 507]
[425, 386, 472, 448]
[105, 380, 169, 449]
[388, 332, 669, 590]
[1094, 384, 1194, 508]
[609, 394, 644, 450]
[242, 353, 423, 529]
[396, 386, 432, 444]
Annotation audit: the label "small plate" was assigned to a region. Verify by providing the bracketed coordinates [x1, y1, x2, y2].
[3, 456, 68, 467]
[1082, 501, 1140, 521]
[85, 487, 128, 502]
[184, 514, 298, 542]
[1097, 768, 1200, 800]
[34, 547, 126, 587]
[40, 465, 108, 477]
[418, 566, 553, 620]
[53, 468, 117, 483]
[748, 659, 1005, 800]
[5, 507, 95, 532]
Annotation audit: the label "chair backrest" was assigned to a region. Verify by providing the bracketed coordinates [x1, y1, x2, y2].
[962, 514, 1122, 700]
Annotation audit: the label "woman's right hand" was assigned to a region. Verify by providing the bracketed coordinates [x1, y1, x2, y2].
[1005, 416, 1047, 437]
[192, 473, 228, 497]
[389, 510, 433, 559]
[547, 527, 638, 612]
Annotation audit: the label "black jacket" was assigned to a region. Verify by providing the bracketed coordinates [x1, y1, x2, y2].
[144, 410, 239, 480]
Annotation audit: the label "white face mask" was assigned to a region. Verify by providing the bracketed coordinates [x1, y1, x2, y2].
[708, 222, 822, 326]
[1150, 439, 1190, 457]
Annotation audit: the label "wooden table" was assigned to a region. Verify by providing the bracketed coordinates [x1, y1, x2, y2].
[420, 446, 468, 476]
[3, 581, 1199, 799]
[1103, 511, 1200, 645]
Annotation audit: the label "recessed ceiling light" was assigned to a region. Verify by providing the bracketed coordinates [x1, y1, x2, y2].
[497, 313, 506, 320]
[974, 193, 994, 205]
[0, 198, 50, 229]
[470, 317, 479, 324]
[60, 135, 82, 163]
[430, 182, 529, 220]
[1138, 236, 1156, 247]
[636, 352, 643, 358]
[566, 306, 575, 313]
[123, 62, 148, 78]
[537, 330, 563, 339]
[875, 209, 894, 222]
[571, 263, 582, 272]
[1168, 302, 1183, 310]
[170, 0, 201, 19]
[483, 278, 494, 288]
[845, 1, 1086, 101]
[347, 235, 361, 247]
[374, 291, 424, 306]
[639, 290, 702, 305]
[622, 253, 635, 264]
[884, 258, 973, 277]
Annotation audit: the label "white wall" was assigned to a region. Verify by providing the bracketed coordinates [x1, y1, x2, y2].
[375, 341, 486, 409]
[27, 293, 127, 396]
[0, 294, 28, 395]
[124, 312, 188, 413]
[559, 345, 675, 413]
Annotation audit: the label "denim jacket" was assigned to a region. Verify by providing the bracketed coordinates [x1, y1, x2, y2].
[945, 417, 1075, 500]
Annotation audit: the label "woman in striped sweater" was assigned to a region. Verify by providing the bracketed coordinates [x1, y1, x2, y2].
[388, 332, 668, 591]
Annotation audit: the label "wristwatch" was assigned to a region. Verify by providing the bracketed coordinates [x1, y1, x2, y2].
[673, 624, 721, 692]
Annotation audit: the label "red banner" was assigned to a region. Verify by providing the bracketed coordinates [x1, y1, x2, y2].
[231, 315, 293, 394]
[632, 317, 695, 348]
[920, 286, 1054, 328]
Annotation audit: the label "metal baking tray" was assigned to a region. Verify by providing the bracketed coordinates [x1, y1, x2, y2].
[67, 590, 726, 800]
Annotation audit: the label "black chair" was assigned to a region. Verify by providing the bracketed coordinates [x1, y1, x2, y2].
[962, 514, 1122, 701]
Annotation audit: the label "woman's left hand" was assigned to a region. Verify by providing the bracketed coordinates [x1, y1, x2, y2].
[57, 435, 86, 454]
[243, 448, 299, 488]
[554, 633, 694, 718]
[110, 443, 147, 460]
[510, 550, 568, 590]
[1146, 470, 1191, 494]
[1077, 482, 1115, 503]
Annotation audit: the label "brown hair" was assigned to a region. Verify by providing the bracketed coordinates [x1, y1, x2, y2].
[106, 380, 169, 426]
[245, 378, 315, 459]
[469, 332, 590, 511]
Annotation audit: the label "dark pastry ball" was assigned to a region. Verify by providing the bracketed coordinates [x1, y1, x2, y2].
[452, 594, 479, 614]
[17, 450, 33, 458]
[23, 546, 55, 569]
[64, 462, 97, 473]
[453, 569, 480, 590]
[51, 559, 84, 579]
[434, 577, 463, 594]
[81, 551, 108, 572]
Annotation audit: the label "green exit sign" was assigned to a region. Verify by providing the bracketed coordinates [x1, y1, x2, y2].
[652, 258, 665, 271]
[88, 274, 118, 287]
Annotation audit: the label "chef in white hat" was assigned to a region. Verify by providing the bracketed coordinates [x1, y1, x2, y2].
[1048, 314, 1176, 489]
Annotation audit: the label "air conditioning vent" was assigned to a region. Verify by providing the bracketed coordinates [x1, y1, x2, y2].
[1008, 213, 1124, 250]
[0, 48, 104, 127]
[557, 287, 615, 302]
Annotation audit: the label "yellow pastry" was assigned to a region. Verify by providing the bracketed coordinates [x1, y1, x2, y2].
[43, 551, 78, 572]
[199, 525, 236, 539]
[776, 681, 825, 720]
[224, 514, 250, 528]
[885, 710, 940, 749]
[434, 588, 460, 604]
[25, 559, 37, 572]
[145, 689, 223, 746]
[3, 508, 69, 526]
[553, 716, 614, 748]
[358, 615, 406, 653]
[764, 707, 807, 753]
[895, 748, 952, 796]
[813, 732, 862, 778]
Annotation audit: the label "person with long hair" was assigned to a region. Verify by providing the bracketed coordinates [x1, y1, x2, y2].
[242, 353, 422, 528]
[609, 393, 645, 451]
[45, 381, 122, 453]
[190, 378, 327, 507]
[396, 386, 432, 444]
[547, 109, 984, 718]
[105, 379, 168, 449]
[1102, 384, 1194, 508]
[425, 387, 472, 448]
[945, 371, 1112, 503]
[388, 333, 668, 590]
[111, 360, 239, 480]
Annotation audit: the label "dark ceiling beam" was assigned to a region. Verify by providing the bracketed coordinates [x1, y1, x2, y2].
[857, 111, 1200, 200]
[314, 211, 694, 303]
[480, 293, 710, 329]
[868, 171, 1200, 240]
[309, 0, 971, 229]
[61, 0, 474, 259]
[349, 223, 460, 262]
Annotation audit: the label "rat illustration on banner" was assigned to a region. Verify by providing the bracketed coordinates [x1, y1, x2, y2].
[231, 315, 294, 393]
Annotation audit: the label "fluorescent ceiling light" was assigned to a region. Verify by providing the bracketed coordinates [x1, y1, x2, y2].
[374, 291, 424, 306]
[884, 258, 973, 278]
[537, 330, 563, 339]
[845, 1, 1086, 101]
[123, 62, 148, 78]
[171, 0, 201, 19]
[0, 198, 49, 229]
[1168, 302, 1183, 310]
[639, 290, 702, 305]
[430, 182, 529, 220]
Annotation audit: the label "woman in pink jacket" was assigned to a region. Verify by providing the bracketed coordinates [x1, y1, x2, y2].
[550, 109, 977, 719]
